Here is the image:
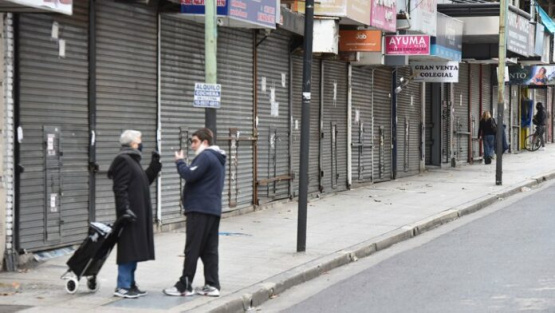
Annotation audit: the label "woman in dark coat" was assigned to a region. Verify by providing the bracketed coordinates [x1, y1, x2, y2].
[108, 130, 161, 298]
[478, 111, 496, 164]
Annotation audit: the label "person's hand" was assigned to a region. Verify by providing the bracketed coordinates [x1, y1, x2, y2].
[151, 150, 161, 163]
[122, 209, 137, 223]
[175, 150, 185, 162]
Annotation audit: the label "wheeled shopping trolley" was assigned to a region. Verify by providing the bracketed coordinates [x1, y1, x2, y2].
[61, 218, 124, 294]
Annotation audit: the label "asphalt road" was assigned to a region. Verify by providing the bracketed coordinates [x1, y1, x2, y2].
[257, 182, 555, 313]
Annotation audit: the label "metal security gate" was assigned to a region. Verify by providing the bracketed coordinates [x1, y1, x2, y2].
[17, 2, 90, 251]
[291, 56, 321, 197]
[510, 85, 519, 151]
[351, 67, 373, 184]
[160, 16, 204, 224]
[470, 64, 481, 161]
[94, 1, 158, 223]
[256, 29, 292, 204]
[548, 87, 553, 143]
[396, 67, 421, 177]
[453, 63, 470, 163]
[425, 83, 432, 165]
[321, 60, 348, 192]
[372, 68, 392, 182]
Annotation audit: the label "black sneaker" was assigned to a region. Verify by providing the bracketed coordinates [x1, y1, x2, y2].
[114, 287, 139, 299]
[131, 283, 147, 297]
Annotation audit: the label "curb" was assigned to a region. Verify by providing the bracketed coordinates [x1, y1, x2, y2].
[189, 171, 555, 313]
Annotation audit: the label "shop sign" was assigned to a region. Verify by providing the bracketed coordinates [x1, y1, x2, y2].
[508, 66, 555, 85]
[403, 0, 437, 36]
[181, 0, 278, 29]
[534, 24, 545, 57]
[507, 11, 531, 56]
[193, 83, 221, 108]
[385, 35, 430, 55]
[291, 0, 371, 25]
[369, 0, 396, 33]
[430, 13, 462, 61]
[6, 0, 72, 15]
[339, 30, 382, 52]
[411, 62, 459, 83]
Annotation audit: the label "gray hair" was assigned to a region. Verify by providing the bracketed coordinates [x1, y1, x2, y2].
[120, 130, 142, 146]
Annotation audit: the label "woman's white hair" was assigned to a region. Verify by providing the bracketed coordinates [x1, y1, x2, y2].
[120, 130, 142, 146]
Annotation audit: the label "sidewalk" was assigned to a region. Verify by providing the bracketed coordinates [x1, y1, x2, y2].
[1, 148, 555, 313]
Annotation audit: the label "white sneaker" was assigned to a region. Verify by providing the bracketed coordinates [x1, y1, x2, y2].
[163, 286, 194, 297]
[195, 285, 220, 297]
[540, 147, 546, 151]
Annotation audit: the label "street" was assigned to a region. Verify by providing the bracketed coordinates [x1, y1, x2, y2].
[258, 181, 555, 313]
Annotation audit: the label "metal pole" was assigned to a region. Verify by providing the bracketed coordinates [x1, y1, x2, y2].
[496, 0, 508, 185]
[205, 0, 217, 138]
[297, 0, 314, 252]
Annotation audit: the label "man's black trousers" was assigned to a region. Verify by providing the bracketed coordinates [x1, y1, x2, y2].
[176, 212, 220, 291]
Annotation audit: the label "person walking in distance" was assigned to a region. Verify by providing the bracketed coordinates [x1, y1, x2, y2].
[108, 130, 162, 299]
[533, 102, 547, 150]
[478, 111, 497, 164]
[163, 128, 226, 297]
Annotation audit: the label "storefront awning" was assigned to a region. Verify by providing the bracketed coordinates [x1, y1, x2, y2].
[537, 5, 555, 34]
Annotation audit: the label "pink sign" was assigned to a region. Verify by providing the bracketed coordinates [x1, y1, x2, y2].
[385, 35, 431, 55]
[369, 0, 396, 33]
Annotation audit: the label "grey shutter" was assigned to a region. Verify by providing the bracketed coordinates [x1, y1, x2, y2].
[321, 60, 348, 192]
[351, 67, 373, 184]
[256, 29, 292, 203]
[470, 64, 481, 160]
[372, 68, 392, 182]
[216, 27, 254, 211]
[396, 67, 421, 177]
[291, 55, 321, 196]
[160, 16, 205, 224]
[425, 83, 432, 165]
[94, 1, 158, 223]
[483, 65, 492, 113]
[548, 87, 553, 143]
[509, 85, 519, 151]
[18, 2, 89, 251]
[453, 63, 470, 163]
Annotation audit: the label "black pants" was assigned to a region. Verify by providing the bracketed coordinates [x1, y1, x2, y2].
[175, 212, 220, 292]
[537, 125, 546, 147]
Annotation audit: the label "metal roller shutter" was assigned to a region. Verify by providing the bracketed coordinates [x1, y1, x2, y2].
[483, 65, 492, 113]
[351, 67, 373, 184]
[453, 63, 469, 163]
[425, 83, 432, 165]
[256, 29, 292, 203]
[159, 16, 205, 224]
[509, 85, 519, 151]
[470, 64, 481, 160]
[396, 67, 421, 177]
[372, 68, 392, 182]
[216, 27, 255, 211]
[321, 60, 348, 192]
[94, 1, 158, 223]
[18, 2, 89, 251]
[548, 87, 553, 143]
[291, 55, 321, 196]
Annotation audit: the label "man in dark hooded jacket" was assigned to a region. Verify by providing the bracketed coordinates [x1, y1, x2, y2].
[163, 128, 226, 297]
[108, 130, 161, 298]
[533, 102, 547, 150]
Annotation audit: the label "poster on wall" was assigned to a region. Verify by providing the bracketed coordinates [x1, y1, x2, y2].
[508, 65, 555, 85]
[411, 62, 459, 83]
[7, 0, 72, 15]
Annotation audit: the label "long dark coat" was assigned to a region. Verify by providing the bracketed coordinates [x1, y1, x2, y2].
[108, 148, 161, 264]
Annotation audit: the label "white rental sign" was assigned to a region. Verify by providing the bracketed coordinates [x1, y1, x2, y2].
[411, 62, 459, 83]
[193, 83, 221, 108]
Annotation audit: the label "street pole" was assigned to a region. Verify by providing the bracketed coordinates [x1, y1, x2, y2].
[496, 0, 507, 185]
[297, 0, 314, 252]
[205, 0, 217, 139]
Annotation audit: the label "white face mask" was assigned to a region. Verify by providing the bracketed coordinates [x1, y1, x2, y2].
[195, 143, 208, 155]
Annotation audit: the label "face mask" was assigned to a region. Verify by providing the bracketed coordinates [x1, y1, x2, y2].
[137, 143, 143, 152]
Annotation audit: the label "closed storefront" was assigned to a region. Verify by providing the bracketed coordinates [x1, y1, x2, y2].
[372, 68, 392, 182]
[94, 0, 158, 223]
[291, 56, 321, 196]
[17, 2, 89, 250]
[256, 29, 292, 204]
[509, 85, 519, 151]
[351, 67, 373, 184]
[548, 87, 553, 143]
[160, 16, 255, 220]
[321, 60, 348, 192]
[396, 67, 422, 177]
[453, 63, 470, 163]
[425, 83, 432, 165]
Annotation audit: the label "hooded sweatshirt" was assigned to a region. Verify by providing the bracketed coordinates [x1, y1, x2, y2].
[176, 146, 227, 216]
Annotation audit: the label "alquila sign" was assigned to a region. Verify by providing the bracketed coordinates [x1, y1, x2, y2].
[411, 62, 459, 83]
